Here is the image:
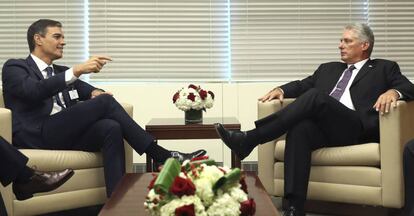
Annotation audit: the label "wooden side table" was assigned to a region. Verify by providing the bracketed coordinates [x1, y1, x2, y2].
[145, 117, 241, 172]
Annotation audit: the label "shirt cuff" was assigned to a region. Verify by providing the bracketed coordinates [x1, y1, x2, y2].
[394, 89, 403, 99]
[273, 87, 284, 94]
[65, 68, 78, 84]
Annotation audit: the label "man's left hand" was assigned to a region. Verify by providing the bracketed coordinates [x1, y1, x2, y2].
[373, 89, 400, 115]
[91, 89, 113, 99]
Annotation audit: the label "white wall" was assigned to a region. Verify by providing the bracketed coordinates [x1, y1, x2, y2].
[96, 82, 285, 167]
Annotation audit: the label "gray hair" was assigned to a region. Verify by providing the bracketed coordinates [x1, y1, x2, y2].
[344, 23, 375, 56]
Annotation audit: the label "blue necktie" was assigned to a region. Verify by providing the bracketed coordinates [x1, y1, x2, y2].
[45, 67, 65, 108]
[330, 65, 355, 101]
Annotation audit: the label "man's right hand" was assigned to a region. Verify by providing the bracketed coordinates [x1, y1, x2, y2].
[258, 87, 284, 103]
[73, 55, 112, 77]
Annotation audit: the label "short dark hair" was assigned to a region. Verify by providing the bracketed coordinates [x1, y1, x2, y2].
[27, 19, 62, 52]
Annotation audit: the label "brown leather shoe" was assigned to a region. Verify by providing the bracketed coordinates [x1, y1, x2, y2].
[13, 168, 74, 200]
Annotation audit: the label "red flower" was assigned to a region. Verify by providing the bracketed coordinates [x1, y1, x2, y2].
[187, 93, 196, 102]
[190, 155, 209, 162]
[170, 176, 196, 197]
[175, 204, 195, 216]
[173, 91, 180, 103]
[208, 90, 215, 99]
[240, 198, 256, 216]
[199, 89, 208, 100]
[188, 84, 198, 90]
[148, 174, 158, 190]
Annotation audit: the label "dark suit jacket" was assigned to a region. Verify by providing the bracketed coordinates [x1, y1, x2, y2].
[1, 56, 98, 148]
[280, 59, 414, 143]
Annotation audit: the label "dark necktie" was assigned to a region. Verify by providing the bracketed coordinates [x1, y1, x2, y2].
[330, 65, 355, 101]
[45, 67, 65, 108]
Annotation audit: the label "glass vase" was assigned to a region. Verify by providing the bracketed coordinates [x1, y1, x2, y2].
[185, 109, 203, 123]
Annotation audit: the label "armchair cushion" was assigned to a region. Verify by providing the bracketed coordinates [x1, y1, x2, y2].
[20, 149, 103, 171]
[274, 140, 380, 166]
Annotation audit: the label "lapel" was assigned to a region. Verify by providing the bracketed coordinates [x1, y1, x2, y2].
[350, 59, 375, 87]
[26, 56, 44, 80]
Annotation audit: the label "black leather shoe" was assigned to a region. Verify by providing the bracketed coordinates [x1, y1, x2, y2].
[282, 206, 305, 216]
[170, 149, 207, 163]
[13, 169, 74, 200]
[214, 123, 250, 160]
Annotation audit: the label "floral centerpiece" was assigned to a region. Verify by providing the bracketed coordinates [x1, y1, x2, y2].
[172, 84, 215, 123]
[173, 84, 214, 112]
[144, 157, 256, 216]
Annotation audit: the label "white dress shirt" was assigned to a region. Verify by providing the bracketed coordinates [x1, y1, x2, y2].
[329, 58, 402, 110]
[30, 54, 78, 115]
[329, 58, 369, 110]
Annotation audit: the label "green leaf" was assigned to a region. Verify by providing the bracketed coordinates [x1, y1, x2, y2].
[183, 159, 217, 172]
[212, 168, 241, 193]
[153, 158, 181, 194]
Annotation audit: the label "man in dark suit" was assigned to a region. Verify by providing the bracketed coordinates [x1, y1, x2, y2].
[1, 19, 206, 197]
[404, 140, 414, 216]
[0, 136, 74, 215]
[215, 23, 414, 216]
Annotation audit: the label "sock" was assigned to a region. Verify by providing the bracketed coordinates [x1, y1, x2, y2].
[145, 141, 171, 163]
[14, 166, 34, 184]
[244, 129, 260, 152]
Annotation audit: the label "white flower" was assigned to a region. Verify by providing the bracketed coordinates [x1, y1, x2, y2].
[205, 94, 214, 109]
[172, 84, 214, 111]
[206, 193, 241, 216]
[144, 189, 162, 215]
[228, 187, 248, 203]
[193, 178, 215, 206]
[159, 195, 206, 216]
[145, 161, 254, 216]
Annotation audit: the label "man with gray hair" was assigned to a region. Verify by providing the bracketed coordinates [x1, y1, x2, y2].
[215, 23, 414, 216]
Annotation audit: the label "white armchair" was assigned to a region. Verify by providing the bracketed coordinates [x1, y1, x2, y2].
[0, 88, 133, 216]
[257, 99, 414, 208]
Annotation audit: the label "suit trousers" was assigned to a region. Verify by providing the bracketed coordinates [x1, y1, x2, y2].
[40, 94, 154, 196]
[255, 89, 364, 206]
[404, 140, 414, 216]
[0, 136, 28, 216]
[0, 192, 6, 216]
[0, 136, 28, 187]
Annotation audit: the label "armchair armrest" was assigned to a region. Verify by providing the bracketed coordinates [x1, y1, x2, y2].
[0, 107, 13, 215]
[0, 107, 12, 143]
[257, 99, 294, 194]
[380, 100, 414, 207]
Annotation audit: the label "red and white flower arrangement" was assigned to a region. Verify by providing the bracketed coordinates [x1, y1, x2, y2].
[144, 157, 256, 216]
[172, 84, 215, 111]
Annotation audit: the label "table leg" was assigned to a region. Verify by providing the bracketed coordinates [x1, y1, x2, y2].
[146, 154, 152, 172]
[231, 151, 241, 169]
